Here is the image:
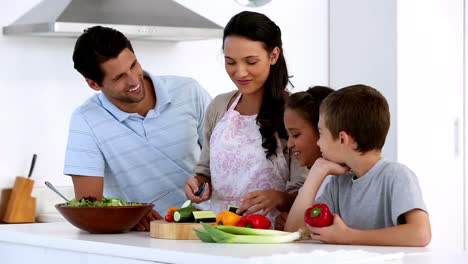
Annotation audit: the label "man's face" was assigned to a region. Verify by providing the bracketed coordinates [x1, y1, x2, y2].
[87, 48, 145, 110]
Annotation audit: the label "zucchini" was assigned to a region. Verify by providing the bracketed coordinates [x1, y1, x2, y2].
[181, 200, 193, 208]
[193, 211, 216, 223]
[227, 205, 240, 215]
[174, 206, 196, 222]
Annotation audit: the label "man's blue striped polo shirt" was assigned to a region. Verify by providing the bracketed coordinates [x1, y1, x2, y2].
[64, 73, 212, 213]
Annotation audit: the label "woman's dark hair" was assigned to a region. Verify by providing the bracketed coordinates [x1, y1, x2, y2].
[286, 86, 335, 130]
[72, 26, 134, 86]
[223, 11, 289, 160]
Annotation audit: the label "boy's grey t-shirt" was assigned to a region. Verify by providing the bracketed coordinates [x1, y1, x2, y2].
[315, 158, 427, 230]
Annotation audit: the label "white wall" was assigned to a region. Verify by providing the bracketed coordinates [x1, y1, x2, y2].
[0, 1, 327, 193]
[329, 0, 397, 161]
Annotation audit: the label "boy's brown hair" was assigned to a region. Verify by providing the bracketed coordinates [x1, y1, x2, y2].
[320, 84, 390, 153]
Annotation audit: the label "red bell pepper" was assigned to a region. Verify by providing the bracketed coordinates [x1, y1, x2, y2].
[304, 203, 333, 227]
[236, 214, 271, 229]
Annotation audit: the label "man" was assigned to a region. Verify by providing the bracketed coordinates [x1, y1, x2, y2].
[64, 26, 212, 231]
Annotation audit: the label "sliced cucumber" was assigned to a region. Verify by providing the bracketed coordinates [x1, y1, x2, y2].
[227, 205, 240, 214]
[181, 200, 193, 208]
[174, 206, 196, 222]
[193, 211, 216, 223]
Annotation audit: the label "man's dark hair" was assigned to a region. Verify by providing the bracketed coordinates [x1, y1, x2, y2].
[72, 26, 134, 86]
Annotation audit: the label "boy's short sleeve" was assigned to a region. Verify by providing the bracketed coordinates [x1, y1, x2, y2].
[389, 166, 428, 225]
[314, 175, 337, 214]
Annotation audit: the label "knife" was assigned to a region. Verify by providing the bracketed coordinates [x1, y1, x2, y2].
[27, 154, 37, 179]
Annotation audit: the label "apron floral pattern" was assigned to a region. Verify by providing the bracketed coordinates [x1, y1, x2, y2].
[210, 93, 288, 223]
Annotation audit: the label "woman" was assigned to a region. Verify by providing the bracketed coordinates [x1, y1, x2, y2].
[184, 11, 305, 224]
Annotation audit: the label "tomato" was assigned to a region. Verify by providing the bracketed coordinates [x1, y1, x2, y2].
[165, 214, 174, 222]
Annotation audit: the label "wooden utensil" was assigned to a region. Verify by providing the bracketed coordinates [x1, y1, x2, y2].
[2, 176, 36, 223]
[150, 220, 213, 240]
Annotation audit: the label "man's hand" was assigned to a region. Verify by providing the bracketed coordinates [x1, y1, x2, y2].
[237, 190, 288, 216]
[307, 214, 352, 244]
[184, 176, 210, 204]
[132, 209, 162, 231]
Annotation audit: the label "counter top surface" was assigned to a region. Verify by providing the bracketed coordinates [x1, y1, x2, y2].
[0, 222, 466, 263]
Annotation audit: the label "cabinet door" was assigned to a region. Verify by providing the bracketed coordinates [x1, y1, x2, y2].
[397, 0, 464, 250]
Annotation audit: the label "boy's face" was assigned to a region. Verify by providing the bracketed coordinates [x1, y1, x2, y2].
[317, 114, 343, 163]
[284, 108, 321, 167]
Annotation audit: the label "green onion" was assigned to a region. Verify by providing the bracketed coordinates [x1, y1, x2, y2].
[215, 225, 293, 236]
[192, 228, 215, 243]
[197, 223, 309, 244]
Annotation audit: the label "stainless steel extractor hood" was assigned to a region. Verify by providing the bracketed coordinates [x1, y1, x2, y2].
[3, 0, 223, 41]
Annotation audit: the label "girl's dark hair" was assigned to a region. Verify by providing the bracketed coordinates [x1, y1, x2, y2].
[286, 86, 335, 130]
[72, 26, 134, 86]
[223, 11, 289, 160]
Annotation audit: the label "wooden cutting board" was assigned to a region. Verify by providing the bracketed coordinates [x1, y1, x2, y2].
[150, 220, 213, 240]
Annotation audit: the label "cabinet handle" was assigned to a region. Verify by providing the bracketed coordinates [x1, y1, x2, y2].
[454, 118, 460, 157]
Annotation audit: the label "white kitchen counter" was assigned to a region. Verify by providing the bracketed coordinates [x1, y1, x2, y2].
[0, 222, 466, 264]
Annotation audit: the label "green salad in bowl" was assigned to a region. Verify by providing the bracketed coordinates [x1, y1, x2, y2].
[62, 197, 143, 207]
[56, 196, 153, 233]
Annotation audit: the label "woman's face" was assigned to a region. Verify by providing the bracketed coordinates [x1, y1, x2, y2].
[284, 108, 322, 167]
[223, 35, 277, 95]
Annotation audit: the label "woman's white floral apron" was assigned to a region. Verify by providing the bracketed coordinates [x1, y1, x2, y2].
[209, 93, 288, 223]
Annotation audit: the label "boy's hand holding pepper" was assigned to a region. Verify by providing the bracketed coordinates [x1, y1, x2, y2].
[307, 214, 353, 244]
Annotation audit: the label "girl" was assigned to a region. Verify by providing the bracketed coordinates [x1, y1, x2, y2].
[274, 86, 334, 230]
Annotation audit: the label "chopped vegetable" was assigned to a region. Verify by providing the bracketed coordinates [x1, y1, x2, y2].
[167, 207, 178, 215]
[193, 211, 216, 223]
[236, 214, 271, 229]
[165, 214, 174, 222]
[62, 197, 142, 207]
[227, 205, 240, 215]
[174, 205, 196, 222]
[304, 203, 333, 227]
[195, 222, 308, 244]
[215, 211, 241, 226]
[181, 200, 193, 208]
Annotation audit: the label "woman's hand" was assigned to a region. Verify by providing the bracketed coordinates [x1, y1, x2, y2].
[184, 176, 210, 203]
[275, 211, 288, 230]
[237, 190, 288, 216]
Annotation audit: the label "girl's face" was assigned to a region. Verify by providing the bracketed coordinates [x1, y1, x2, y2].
[223, 35, 278, 96]
[284, 108, 321, 167]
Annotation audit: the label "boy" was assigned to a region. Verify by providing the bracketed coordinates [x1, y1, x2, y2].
[284, 84, 431, 246]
